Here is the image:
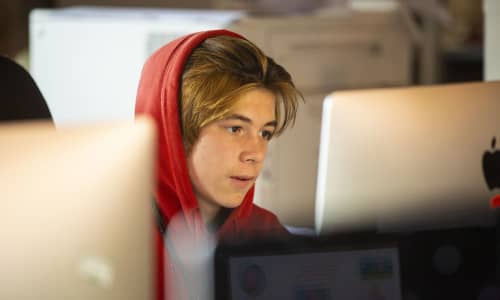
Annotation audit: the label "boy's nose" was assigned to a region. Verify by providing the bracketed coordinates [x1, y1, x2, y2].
[240, 136, 266, 164]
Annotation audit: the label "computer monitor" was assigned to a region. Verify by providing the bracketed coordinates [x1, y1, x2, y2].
[315, 81, 500, 235]
[0, 118, 156, 299]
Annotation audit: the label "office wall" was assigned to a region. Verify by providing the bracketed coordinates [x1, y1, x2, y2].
[0, 1, 54, 58]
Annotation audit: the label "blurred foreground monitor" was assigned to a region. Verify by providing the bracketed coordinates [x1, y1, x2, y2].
[0, 118, 156, 300]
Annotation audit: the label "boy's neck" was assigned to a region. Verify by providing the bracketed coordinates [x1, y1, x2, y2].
[197, 198, 221, 226]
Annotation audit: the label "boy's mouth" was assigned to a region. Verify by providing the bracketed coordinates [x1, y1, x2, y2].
[229, 176, 255, 189]
[230, 176, 254, 181]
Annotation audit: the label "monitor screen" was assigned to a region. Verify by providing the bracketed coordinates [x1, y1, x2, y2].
[228, 246, 401, 300]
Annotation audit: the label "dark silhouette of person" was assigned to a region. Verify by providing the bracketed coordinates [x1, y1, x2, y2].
[0, 55, 52, 122]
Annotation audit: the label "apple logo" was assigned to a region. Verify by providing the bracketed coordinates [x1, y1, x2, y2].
[482, 137, 500, 190]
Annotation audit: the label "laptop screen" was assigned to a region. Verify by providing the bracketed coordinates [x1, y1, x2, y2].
[216, 236, 402, 300]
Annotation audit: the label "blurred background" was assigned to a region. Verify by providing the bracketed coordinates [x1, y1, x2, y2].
[1, 0, 485, 84]
[0, 0, 491, 228]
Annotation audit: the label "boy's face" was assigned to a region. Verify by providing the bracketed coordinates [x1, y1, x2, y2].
[186, 88, 277, 219]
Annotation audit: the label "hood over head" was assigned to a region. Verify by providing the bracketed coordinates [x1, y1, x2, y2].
[135, 30, 256, 238]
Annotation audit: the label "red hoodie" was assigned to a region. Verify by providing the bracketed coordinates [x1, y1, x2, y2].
[135, 29, 288, 300]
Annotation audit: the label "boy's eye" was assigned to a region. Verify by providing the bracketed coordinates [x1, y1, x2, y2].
[227, 126, 242, 134]
[260, 130, 274, 141]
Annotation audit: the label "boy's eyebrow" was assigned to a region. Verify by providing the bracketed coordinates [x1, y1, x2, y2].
[225, 114, 277, 127]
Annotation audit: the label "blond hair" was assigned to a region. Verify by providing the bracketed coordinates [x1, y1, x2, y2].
[180, 35, 302, 150]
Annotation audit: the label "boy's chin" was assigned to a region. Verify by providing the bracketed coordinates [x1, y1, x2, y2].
[222, 195, 247, 209]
